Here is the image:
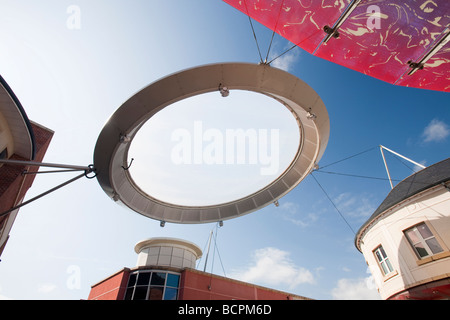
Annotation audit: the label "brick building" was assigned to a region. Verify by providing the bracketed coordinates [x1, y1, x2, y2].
[88, 237, 312, 300]
[0, 75, 53, 257]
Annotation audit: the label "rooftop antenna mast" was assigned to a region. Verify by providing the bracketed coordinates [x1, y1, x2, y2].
[203, 230, 213, 272]
[379, 145, 426, 189]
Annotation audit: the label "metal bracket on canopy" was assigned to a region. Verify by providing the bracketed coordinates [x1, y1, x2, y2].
[407, 29, 450, 76]
[323, 25, 341, 41]
[322, 0, 362, 44]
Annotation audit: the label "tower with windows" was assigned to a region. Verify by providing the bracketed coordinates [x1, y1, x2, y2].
[355, 158, 450, 300]
[124, 237, 203, 300]
[88, 237, 312, 300]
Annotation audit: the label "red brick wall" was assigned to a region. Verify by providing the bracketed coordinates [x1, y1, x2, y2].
[88, 267, 310, 300]
[0, 123, 53, 256]
[0, 154, 28, 214]
[88, 269, 130, 300]
[0, 123, 53, 208]
[179, 269, 306, 300]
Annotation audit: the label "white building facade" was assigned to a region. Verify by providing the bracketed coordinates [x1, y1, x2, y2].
[355, 158, 450, 300]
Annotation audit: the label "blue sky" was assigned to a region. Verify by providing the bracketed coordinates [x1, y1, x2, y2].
[0, 0, 449, 300]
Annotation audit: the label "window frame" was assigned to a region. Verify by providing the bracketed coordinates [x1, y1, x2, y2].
[0, 147, 7, 160]
[124, 270, 181, 301]
[403, 222, 444, 260]
[373, 245, 395, 277]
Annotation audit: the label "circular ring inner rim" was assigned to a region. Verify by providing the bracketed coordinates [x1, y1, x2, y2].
[93, 63, 329, 224]
[127, 91, 303, 207]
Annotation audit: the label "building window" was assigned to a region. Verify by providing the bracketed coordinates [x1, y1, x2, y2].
[124, 270, 180, 300]
[0, 148, 7, 159]
[373, 245, 394, 276]
[404, 222, 443, 259]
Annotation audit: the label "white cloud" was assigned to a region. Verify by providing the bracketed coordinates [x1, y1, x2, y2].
[37, 283, 57, 294]
[278, 201, 319, 227]
[279, 201, 299, 214]
[270, 49, 300, 72]
[229, 247, 315, 290]
[0, 286, 11, 300]
[413, 160, 427, 173]
[334, 192, 375, 220]
[331, 277, 381, 300]
[342, 267, 352, 272]
[422, 119, 450, 143]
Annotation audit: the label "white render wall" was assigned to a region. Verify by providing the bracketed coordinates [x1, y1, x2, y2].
[135, 238, 202, 269]
[0, 111, 14, 159]
[360, 184, 450, 299]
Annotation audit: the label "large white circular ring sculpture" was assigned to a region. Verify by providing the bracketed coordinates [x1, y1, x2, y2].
[94, 63, 330, 224]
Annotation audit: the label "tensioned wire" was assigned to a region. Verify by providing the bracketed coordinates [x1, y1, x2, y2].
[197, 222, 227, 277]
[236, 5, 431, 237]
[310, 146, 430, 236]
[243, 0, 323, 65]
[310, 147, 381, 236]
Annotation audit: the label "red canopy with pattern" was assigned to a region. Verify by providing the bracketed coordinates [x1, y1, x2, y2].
[223, 0, 450, 92]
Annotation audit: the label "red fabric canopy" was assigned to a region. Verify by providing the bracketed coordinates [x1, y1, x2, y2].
[223, 0, 450, 92]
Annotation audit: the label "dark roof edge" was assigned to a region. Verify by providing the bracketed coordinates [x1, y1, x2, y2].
[354, 157, 450, 252]
[0, 74, 36, 160]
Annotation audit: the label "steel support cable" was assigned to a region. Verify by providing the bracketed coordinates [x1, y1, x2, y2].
[202, 223, 227, 290]
[201, 223, 227, 276]
[315, 170, 438, 190]
[197, 234, 211, 269]
[243, 0, 264, 63]
[267, 43, 297, 64]
[310, 172, 356, 235]
[0, 172, 87, 218]
[316, 146, 427, 185]
[266, 28, 324, 65]
[314, 170, 402, 182]
[264, 0, 286, 63]
[23, 168, 84, 175]
[391, 153, 416, 172]
[212, 223, 227, 277]
[0, 159, 92, 171]
[318, 146, 378, 170]
[242, 1, 325, 66]
[0, 160, 96, 218]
